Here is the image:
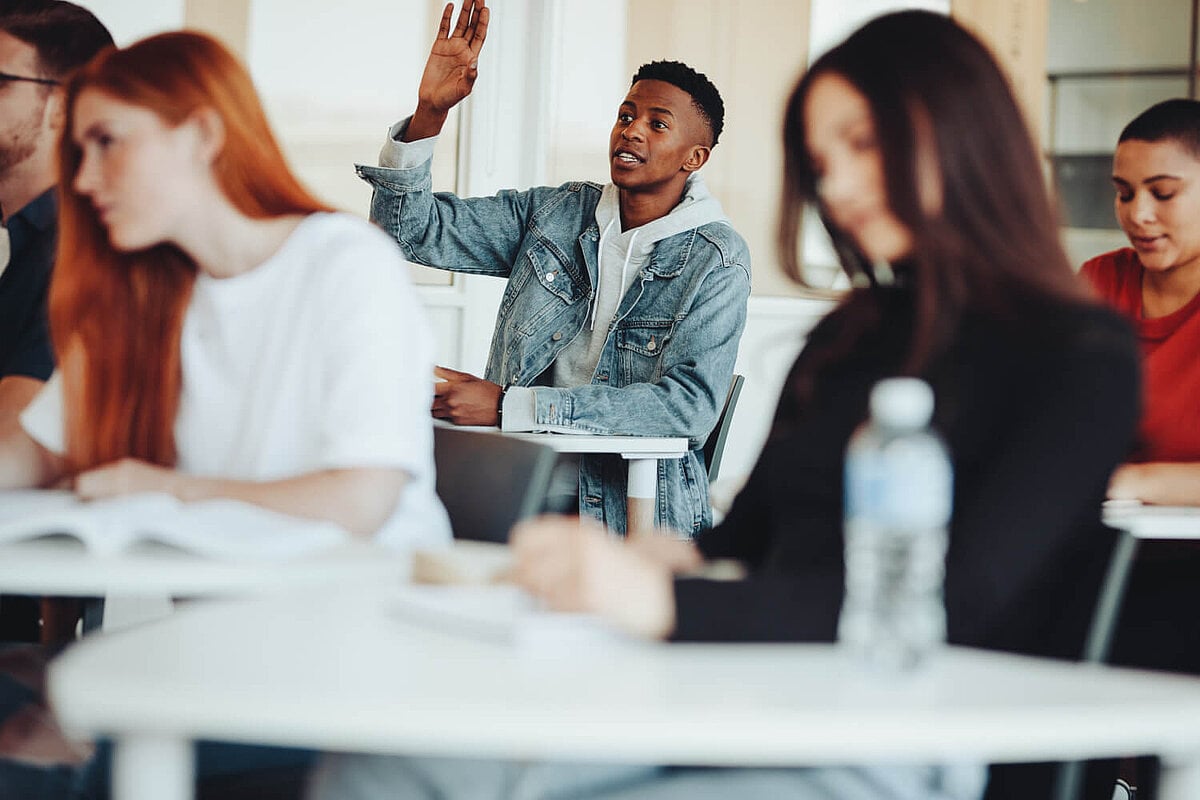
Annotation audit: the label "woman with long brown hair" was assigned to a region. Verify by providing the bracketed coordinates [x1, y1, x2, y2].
[0, 30, 449, 548]
[312, 11, 1138, 800]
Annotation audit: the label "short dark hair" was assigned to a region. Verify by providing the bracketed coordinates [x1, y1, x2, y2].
[0, 0, 113, 81]
[631, 60, 724, 146]
[1119, 99, 1200, 159]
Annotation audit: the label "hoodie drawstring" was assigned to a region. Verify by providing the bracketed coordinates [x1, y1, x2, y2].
[590, 218, 615, 330]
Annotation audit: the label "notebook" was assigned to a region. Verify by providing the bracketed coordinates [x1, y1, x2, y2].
[0, 490, 349, 561]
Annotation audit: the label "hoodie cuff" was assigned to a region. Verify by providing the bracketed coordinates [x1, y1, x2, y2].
[499, 386, 538, 432]
[379, 116, 439, 170]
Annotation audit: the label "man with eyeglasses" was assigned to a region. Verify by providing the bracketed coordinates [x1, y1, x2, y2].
[0, 1, 111, 643]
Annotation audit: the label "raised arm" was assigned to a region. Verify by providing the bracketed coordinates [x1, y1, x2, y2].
[404, 0, 489, 142]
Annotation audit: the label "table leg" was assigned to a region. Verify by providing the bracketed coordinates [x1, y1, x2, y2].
[113, 734, 193, 800]
[1159, 755, 1200, 800]
[626, 458, 659, 537]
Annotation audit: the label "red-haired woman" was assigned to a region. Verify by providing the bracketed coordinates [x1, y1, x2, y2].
[0, 31, 449, 550]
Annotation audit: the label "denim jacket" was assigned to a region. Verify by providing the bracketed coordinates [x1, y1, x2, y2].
[356, 146, 750, 536]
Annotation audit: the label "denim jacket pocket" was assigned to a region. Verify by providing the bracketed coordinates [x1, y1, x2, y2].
[616, 321, 675, 383]
[525, 245, 584, 304]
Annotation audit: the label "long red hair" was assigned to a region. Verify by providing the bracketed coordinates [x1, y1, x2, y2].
[52, 31, 330, 473]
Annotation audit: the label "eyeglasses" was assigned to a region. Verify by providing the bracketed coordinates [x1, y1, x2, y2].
[0, 71, 60, 87]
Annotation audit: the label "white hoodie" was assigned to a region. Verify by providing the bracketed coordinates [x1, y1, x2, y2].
[501, 173, 731, 430]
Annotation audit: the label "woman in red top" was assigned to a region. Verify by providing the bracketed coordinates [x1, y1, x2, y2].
[1082, 98, 1200, 503]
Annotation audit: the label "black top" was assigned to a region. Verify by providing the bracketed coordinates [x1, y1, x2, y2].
[0, 189, 56, 382]
[672, 288, 1140, 662]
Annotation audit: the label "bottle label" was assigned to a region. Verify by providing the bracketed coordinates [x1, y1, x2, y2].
[845, 437, 952, 529]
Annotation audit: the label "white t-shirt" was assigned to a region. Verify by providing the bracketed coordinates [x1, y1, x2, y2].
[22, 212, 450, 549]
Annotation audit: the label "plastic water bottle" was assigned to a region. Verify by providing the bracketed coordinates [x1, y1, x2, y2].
[839, 378, 952, 672]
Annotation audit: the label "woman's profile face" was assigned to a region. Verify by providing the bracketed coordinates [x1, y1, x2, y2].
[1112, 138, 1200, 278]
[70, 88, 201, 252]
[803, 73, 913, 265]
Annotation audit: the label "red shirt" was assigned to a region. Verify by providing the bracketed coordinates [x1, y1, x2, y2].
[1082, 248, 1200, 462]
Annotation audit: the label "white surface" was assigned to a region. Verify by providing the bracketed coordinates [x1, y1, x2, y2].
[472, 428, 689, 460]
[0, 491, 349, 560]
[1103, 503, 1200, 540]
[459, 427, 689, 534]
[0, 539, 412, 598]
[49, 587, 1200, 779]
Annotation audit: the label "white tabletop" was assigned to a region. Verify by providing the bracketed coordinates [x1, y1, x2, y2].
[451, 427, 691, 536]
[48, 585, 1200, 770]
[462, 426, 689, 460]
[0, 539, 412, 598]
[1103, 502, 1200, 540]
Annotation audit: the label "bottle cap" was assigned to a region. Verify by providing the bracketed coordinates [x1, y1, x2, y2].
[869, 378, 934, 429]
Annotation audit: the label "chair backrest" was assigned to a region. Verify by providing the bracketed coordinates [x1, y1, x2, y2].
[703, 374, 745, 483]
[433, 426, 558, 543]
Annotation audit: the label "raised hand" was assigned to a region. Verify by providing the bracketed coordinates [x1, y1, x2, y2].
[405, 0, 490, 141]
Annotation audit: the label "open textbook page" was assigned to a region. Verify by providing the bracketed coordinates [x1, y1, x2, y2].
[388, 583, 630, 649]
[0, 490, 349, 560]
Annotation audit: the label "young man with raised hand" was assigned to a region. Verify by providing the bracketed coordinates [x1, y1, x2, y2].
[356, 0, 751, 537]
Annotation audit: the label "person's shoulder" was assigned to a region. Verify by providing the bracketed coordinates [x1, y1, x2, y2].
[289, 212, 416, 284]
[292, 211, 404, 257]
[691, 221, 750, 265]
[525, 180, 603, 210]
[982, 298, 1137, 366]
[527, 181, 604, 203]
[1080, 247, 1137, 288]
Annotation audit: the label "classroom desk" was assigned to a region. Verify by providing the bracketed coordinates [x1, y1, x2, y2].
[0, 537, 412, 599]
[1103, 502, 1200, 540]
[48, 585, 1200, 800]
[464, 427, 690, 536]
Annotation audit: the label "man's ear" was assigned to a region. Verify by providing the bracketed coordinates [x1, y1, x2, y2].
[188, 106, 226, 165]
[44, 87, 66, 133]
[681, 144, 711, 173]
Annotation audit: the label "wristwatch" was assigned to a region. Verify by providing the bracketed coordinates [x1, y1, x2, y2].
[496, 385, 508, 427]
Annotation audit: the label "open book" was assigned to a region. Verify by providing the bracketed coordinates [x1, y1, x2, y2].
[405, 542, 629, 647]
[389, 583, 629, 649]
[0, 490, 349, 561]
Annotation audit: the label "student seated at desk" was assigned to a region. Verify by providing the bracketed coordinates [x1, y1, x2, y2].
[1081, 101, 1200, 686]
[1082, 99, 1200, 505]
[357, 0, 751, 536]
[0, 30, 449, 551]
[0, 27, 451, 800]
[309, 11, 1139, 800]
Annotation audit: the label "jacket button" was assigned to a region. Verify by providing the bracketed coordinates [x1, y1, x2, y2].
[552, 331, 563, 341]
[647, 336, 657, 351]
[546, 272, 556, 282]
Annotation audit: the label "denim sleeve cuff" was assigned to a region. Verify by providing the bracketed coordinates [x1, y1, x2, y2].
[499, 386, 537, 432]
[379, 116, 439, 170]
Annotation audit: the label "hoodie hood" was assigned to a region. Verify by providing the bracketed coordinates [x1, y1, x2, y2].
[552, 173, 733, 389]
[594, 172, 730, 253]
[587, 173, 730, 328]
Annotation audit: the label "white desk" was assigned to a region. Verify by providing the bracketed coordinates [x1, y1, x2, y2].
[468, 427, 689, 535]
[0, 538, 411, 598]
[48, 586, 1200, 800]
[1103, 502, 1200, 540]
